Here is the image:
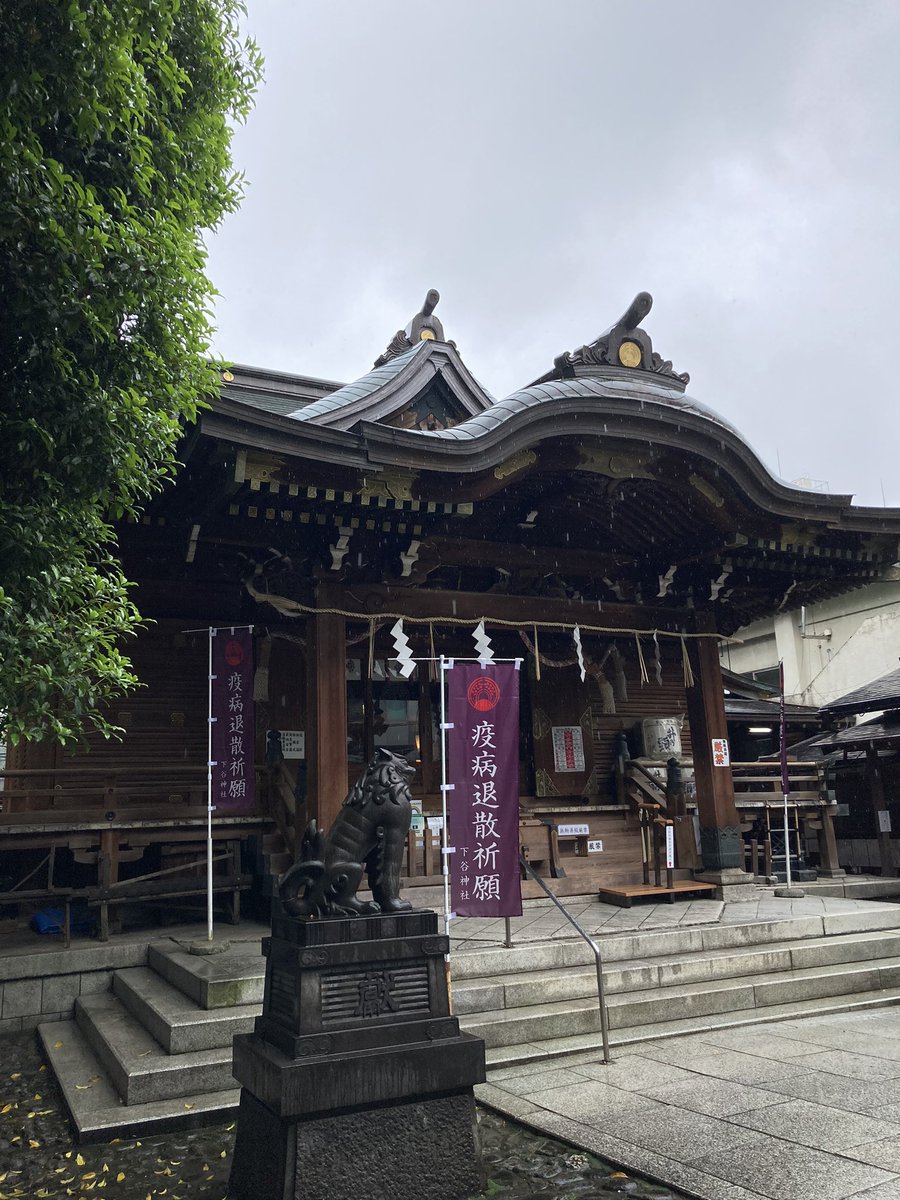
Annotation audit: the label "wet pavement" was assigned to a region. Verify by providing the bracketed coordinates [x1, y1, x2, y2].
[0, 1032, 687, 1200]
[479, 1008, 900, 1200]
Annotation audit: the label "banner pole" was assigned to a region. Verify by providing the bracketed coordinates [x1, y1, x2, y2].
[207, 627, 215, 942]
[779, 660, 793, 890]
[439, 655, 451, 943]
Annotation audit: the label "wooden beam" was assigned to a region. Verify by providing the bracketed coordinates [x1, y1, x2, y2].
[685, 611, 744, 873]
[866, 746, 897, 877]
[410, 534, 635, 577]
[305, 610, 348, 836]
[316, 581, 692, 633]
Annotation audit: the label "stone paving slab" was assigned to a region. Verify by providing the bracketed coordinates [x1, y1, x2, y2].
[476, 1007, 900, 1200]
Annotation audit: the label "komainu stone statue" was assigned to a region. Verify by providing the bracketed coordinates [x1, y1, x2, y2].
[229, 744, 484, 1200]
[279, 747, 414, 917]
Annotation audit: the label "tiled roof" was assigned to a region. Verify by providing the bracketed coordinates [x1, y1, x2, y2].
[813, 712, 900, 749]
[286, 343, 426, 423]
[820, 666, 900, 716]
[724, 698, 818, 722]
[411, 374, 742, 441]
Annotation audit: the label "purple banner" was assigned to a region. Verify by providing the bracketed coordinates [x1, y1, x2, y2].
[212, 629, 256, 812]
[447, 663, 522, 918]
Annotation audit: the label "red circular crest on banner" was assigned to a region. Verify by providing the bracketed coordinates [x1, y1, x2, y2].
[224, 639, 244, 667]
[467, 676, 501, 711]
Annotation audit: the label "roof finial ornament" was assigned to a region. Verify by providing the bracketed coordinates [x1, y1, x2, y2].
[374, 289, 447, 367]
[553, 292, 689, 386]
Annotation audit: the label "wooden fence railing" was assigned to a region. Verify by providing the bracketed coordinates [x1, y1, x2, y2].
[0, 765, 212, 824]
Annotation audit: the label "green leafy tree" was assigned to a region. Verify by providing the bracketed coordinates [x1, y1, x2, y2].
[0, 1, 262, 744]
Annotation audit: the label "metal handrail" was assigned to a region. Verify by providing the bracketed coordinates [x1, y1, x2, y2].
[517, 855, 611, 1064]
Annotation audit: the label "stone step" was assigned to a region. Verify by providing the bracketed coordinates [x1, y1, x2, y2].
[482, 986, 900, 1070]
[113, 966, 260, 1053]
[38, 1019, 239, 1144]
[75, 991, 236, 1104]
[451, 906, 900, 981]
[451, 930, 900, 1015]
[459, 958, 900, 1048]
[148, 941, 265, 1009]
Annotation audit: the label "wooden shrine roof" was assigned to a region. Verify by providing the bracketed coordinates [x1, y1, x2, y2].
[123, 292, 900, 635]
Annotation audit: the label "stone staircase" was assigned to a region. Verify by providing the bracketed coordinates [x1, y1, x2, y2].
[453, 910, 900, 1067]
[39, 905, 900, 1142]
[40, 939, 265, 1142]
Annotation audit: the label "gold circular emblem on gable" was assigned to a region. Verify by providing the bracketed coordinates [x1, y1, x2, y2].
[618, 341, 642, 368]
[419, 329, 436, 341]
[222, 369, 235, 381]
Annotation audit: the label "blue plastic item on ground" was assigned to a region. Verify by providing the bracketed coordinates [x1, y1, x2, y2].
[30, 907, 96, 935]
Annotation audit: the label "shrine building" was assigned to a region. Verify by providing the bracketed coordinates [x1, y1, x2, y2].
[5, 291, 900, 928]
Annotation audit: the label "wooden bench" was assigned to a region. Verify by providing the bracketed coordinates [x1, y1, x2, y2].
[597, 880, 718, 908]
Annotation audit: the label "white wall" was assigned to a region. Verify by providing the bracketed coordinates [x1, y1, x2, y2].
[720, 580, 900, 706]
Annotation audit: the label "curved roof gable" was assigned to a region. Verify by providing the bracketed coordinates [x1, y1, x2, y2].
[286, 340, 494, 432]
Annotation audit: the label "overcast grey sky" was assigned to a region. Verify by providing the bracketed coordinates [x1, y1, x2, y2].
[206, 0, 900, 507]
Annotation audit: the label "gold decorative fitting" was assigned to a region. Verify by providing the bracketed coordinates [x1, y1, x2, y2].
[222, 370, 234, 382]
[689, 473, 725, 508]
[494, 450, 537, 480]
[578, 447, 655, 479]
[359, 468, 417, 503]
[617, 340, 642, 368]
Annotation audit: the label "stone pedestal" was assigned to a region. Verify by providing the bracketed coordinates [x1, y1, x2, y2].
[695, 867, 762, 901]
[228, 906, 485, 1200]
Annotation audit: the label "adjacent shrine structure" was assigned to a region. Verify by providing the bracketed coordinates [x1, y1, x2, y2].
[5, 291, 900, 925]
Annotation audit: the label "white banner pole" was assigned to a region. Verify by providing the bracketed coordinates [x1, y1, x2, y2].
[207, 627, 215, 942]
[439, 655, 451, 943]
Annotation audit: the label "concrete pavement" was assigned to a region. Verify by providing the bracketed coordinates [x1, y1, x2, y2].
[477, 1006, 900, 1200]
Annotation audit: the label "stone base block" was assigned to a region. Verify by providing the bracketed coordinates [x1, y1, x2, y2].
[228, 1087, 482, 1200]
[694, 868, 763, 902]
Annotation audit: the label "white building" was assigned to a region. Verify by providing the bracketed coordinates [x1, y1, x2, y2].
[720, 579, 900, 708]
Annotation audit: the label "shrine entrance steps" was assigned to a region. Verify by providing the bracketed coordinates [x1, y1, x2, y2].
[37, 902, 900, 1142]
[452, 907, 900, 1070]
[39, 940, 263, 1142]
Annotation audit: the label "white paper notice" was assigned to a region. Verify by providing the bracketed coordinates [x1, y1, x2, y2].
[711, 737, 730, 767]
[269, 729, 305, 759]
[665, 824, 675, 869]
[552, 725, 586, 773]
[878, 810, 892, 834]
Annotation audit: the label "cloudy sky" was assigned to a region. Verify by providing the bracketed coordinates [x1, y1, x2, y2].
[206, 0, 900, 507]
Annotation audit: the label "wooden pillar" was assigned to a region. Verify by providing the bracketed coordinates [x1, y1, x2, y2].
[816, 806, 845, 877]
[306, 612, 348, 837]
[685, 612, 744, 873]
[866, 746, 897, 877]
